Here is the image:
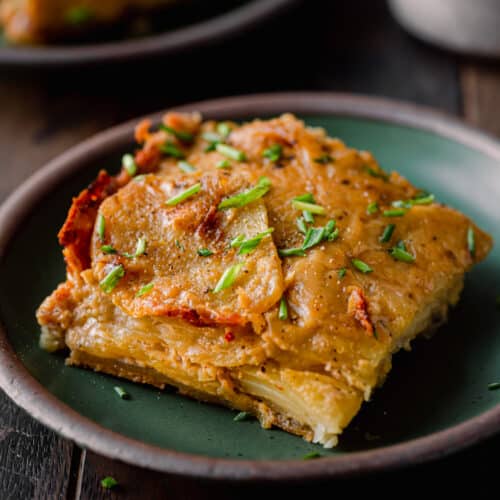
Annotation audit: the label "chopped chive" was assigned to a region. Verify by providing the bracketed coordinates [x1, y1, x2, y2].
[122, 154, 137, 177]
[383, 208, 406, 217]
[213, 263, 243, 293]
[297, 217, 308, 234]
[303, 451, 321, 460]
[233, 411, 250, 422]
[202, 131, 221, 143]
[294, 193, 315, 203]
[65, 6, 93, 24]
[159, 124, 194, 143]
[365, 166, 389, 181]
[314, 155, 332, 164]
[96, 214, 105, 242]
[114, 386, 130, 400]
[99, 265, 125, 293]
[218, 177, 271, 210]
[178, 160, 196, 173]
[124, 237, 147, 258]
[216, 122, 232, 138]
[303, 210, 315, 224]
[262, 144, 282, 162]
[278, 296, 288, 320]
[411, 194, 435, 205]
[373, 329, 379, 340]
[216, 143, 246, 162]
[133, 174, 146, 183]
[175, 239, 184, 251]
[216, 159, 231, 169]
[136, 282, 154, 297]
[100, 476, 118, 489]
[101, 245, 117, 254]
[380, 224, 396, 243]
[230, 228, 274, 255]
[389, 244, 415, 263]
[166, 183, 201, 206]
[197, 248, 213, 257]
[338, 267, 347, 279]
[327, 227, 340, 241]
[488, 382, 500, 391]
[351, 259, 373, 274]
[292, 200, 326, 215]
[367, 201, 379, 215]
[395, 240, 406, 250]
[302, 227, 326, 251]
[392, 193, 435, 208]
[467, 227, 475, 257]
[160, 142, 185, 159]
[279, 247, 306, 257]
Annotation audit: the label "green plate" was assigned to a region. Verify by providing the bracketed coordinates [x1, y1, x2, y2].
[0, 93, 499, 479]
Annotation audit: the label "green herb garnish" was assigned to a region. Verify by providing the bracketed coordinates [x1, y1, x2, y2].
[278, 296, 288, 320]
[367, 201, 379, 215]
[230, 228, 274, 255]
[380, 224, 396, 243]
[292, 200, 326, 215]
[303, 451, 321, 460]
[294, 193, 315, 203]
[159, 124, 194, 143]
[100, 476, 118, 489]
[216, 122, 232, 138]
[233, 411, 250, 422]
[262, 144, 282, 162]
[178, 161, 196, 173]
[488, 382, 500, 391]
[123, 237, 147, 258]
[390, 242, 415, 263]
[99, 265, 125, 294]
[166, 183, 201, 206]
[136, 282, 154, 297]
[297, 217, 308, 235]
[213, 263, 243, 293]
[114, 386, 130, 400]
[216, 159, 231, 169]
[278, 247, 306, 257]
[314, 155, 333, 164]
[303, 210, 315, 224]
[338, 268, 347, 279]
[383, 208, 406, 217]
[218, 177, 271, 210]
[392, 193, 435, 208]
[351, 259, 373, 274]
[122, 154, 137, 177]
[197, 248, 213, 257]
[467, 227, 476, 257]
[365, 166, 389, 181]
[216, 143, 246, 162]
[160, 142, 185, 159]
[96, 214, 105, 242]
[101, 245, 117, 254]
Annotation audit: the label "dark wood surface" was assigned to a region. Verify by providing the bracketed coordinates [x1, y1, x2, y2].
[0, 1, 499, 498]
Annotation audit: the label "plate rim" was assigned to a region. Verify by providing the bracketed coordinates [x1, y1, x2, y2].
[0, 91, 499, 480]
[0, 0, 296, 66]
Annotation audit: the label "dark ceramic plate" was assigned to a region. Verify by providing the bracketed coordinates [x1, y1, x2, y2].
[0, 0, 294, 66]
[0, 93, 499, 480]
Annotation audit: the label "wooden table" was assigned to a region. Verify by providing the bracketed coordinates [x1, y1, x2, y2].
[1, 1, 499, 498]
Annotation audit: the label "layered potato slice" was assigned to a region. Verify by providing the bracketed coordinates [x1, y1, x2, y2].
[0, 0, 174, 44]
[37, 112, 493, 447]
